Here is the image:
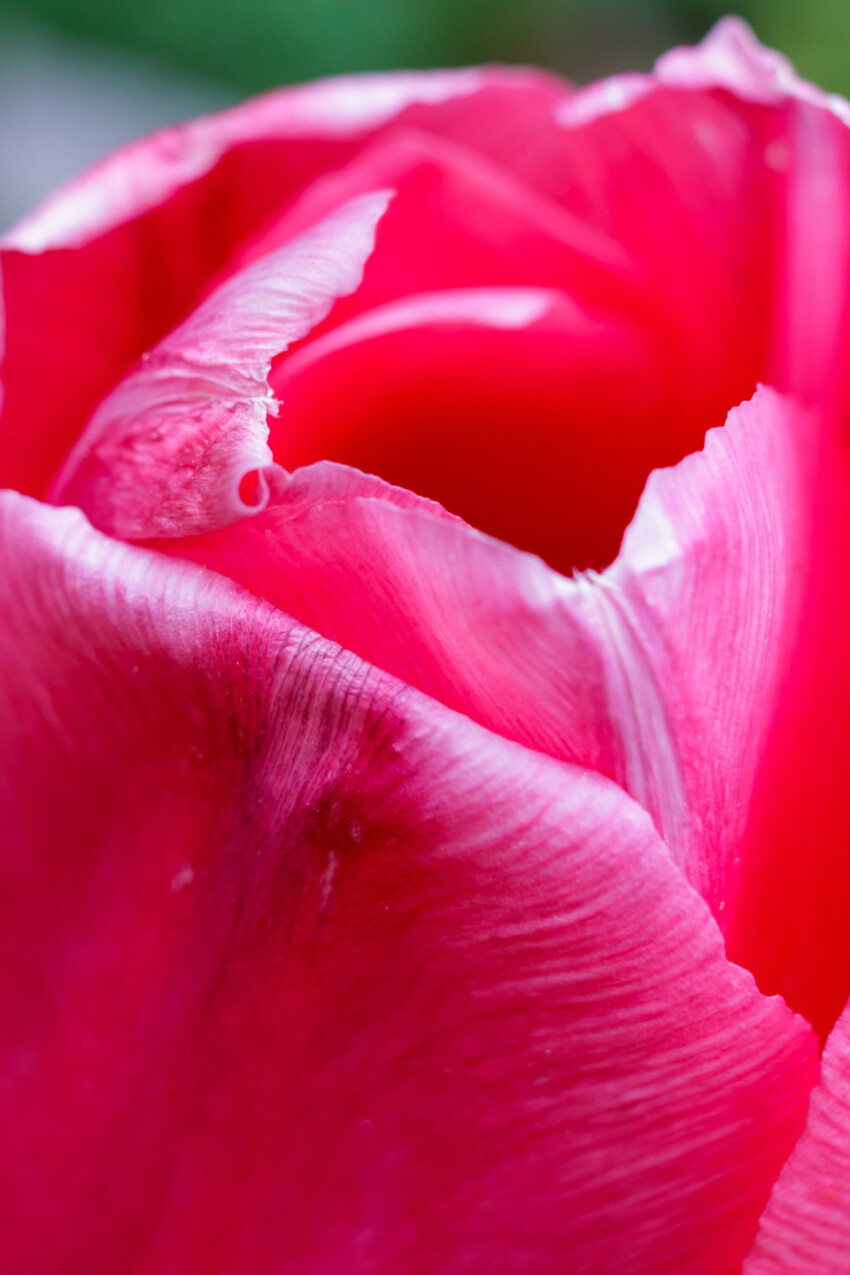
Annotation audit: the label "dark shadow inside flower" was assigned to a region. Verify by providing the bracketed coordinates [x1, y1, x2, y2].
[268, 298, 747, 576]
[255, 96, 780, 574]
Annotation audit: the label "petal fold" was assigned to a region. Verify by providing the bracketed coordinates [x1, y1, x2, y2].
[50, 191, 392, 538]
[746, 1002, 850, 1272]
[0, 65, 568, 501]
[266, 283, 675, 572]
[0, 492, 817, 1273]
[172, 385, 815, 928]
[556, 18, 850, 416]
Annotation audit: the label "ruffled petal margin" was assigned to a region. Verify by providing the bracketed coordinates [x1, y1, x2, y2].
[746, 1002, 850, 1272]
[50, 191, 392, 537]
[169, 386, 815, 927]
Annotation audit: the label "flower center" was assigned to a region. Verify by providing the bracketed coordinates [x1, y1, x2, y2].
[271, 317, 742, 575]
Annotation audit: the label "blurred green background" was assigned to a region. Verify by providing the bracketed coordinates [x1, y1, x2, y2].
[0, 0, 846, 227]
[1, 0, 847, 95]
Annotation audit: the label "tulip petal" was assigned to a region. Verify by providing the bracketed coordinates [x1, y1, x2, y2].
[559, 17, 845, 125]
[237, 117, 763, 452]
[548, 18, 850, 1039]
[745, 1003, 850, 1272]
[0, 66, 568, 500]
[2, 71, 489, 253]
[4, 68, 567, 253]
[172, 386, 812, 911]
[49, 190, 392, 538]
[0, 492, 817, 1273]
[556, 18, 850, 412]
[170, 281, 850, 1043]
[229, 127, 636, 304]
[723, 413, 850, 1043]
[268, 285, 681, 573]
[552, 33, 780, 412]
[172, 459, 627, 777]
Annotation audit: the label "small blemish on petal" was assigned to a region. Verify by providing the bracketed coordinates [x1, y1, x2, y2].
[170, 864, 195, 893]
[318, 850, 339, 912]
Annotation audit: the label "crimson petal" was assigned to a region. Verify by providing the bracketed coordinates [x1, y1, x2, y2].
[0, 66, 567, 500]
[0, 492, 817, 1273]
[172, 384, 813, 916]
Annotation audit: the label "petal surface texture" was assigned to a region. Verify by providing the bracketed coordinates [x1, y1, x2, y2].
[544, 16, 850, 1044]
[12, 17, 850, 1040]
[745, 1003, 850, 1272]
[49, 190, 392, 537]
[0, 66, 569, 501]
[172, 387, 812, 925]
[0, 493, 818, 1274]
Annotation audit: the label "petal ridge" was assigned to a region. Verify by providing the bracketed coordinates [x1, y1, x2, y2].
[50, 190, 392, 538]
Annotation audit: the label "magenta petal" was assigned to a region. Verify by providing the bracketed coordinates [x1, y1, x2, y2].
[604, 385, 820, 913]
[551, 27, 783, 423]
[656, 19, 850, 415]
[267, 284, 679, 572]
[556, 18, 850, 416]
[559, 17, 842, 124]
[745, 1003, 850, 1272]
[0, 492, 817, 1273]
[3, 70, 498, 252]
[50, 191, 391, 538]
[171, 460, 627, 777]
[0, 66, 567, 501]
[173, 387, 814, 918]
[654, 16, 850, 117]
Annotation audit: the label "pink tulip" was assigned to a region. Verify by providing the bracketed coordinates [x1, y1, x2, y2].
[2, 17, 850, 1271]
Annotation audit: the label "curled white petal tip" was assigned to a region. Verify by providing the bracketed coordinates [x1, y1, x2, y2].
[51, 189, 394, 540]
[558, 16, 850, 129]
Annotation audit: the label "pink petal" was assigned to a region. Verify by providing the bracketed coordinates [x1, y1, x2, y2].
[0, 66, 567, 501]
[172, 385, 812, 903]
[228, 127, 635, 303]
[605, 386, 821, 915]
[49, 191, 392, 538]
[723, 414, 850, 1042]
[653, 16, 850, 118]
[46, 128, 655, 550]
[557, 16, 850, 131]
[745, 1002, 850, 1271]
[170, 459, 627, 777]
[278, 284, 561, 364]
[556, 18, 850, 414]
[0, 491, 817, 1273]
[549, 39, 782, 422]
[558, 17, 828, 124]
[267, 285, 679, 573]
[5, 67, 569, 254]
[2, 71, 493, 253]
